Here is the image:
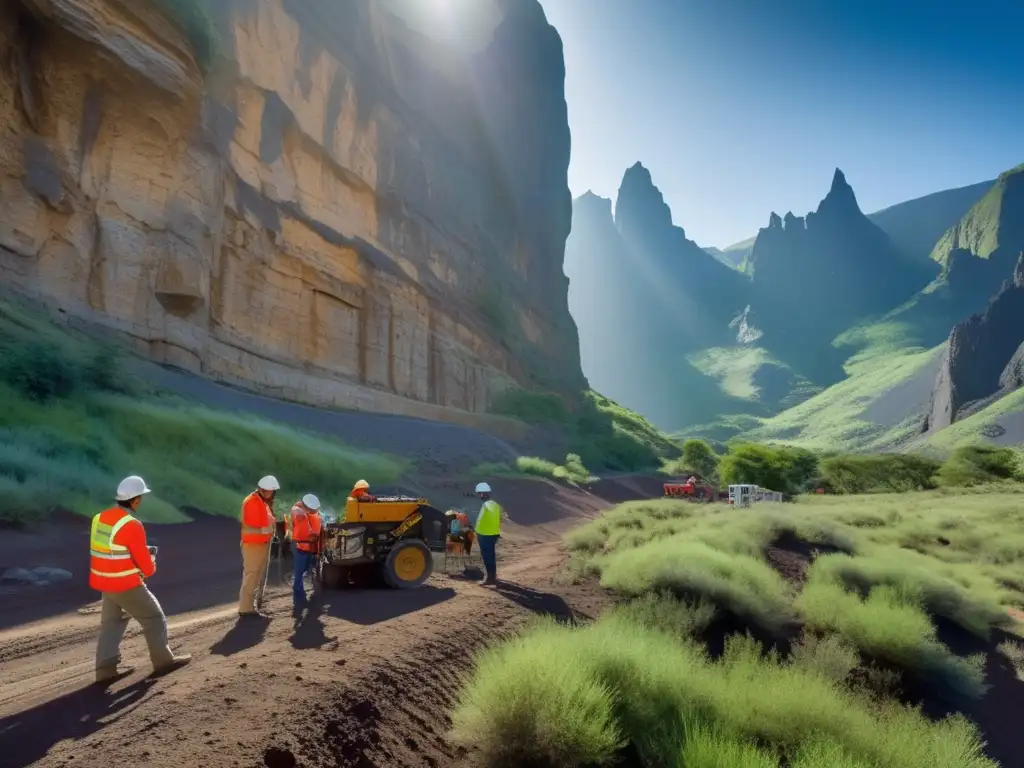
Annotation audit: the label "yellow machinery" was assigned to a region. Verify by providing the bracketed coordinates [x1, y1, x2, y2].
[317, 495, 447, 589]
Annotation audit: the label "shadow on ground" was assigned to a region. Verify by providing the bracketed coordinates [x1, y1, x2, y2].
[318, 585, 456, 626]
[0, 679, 155, 767]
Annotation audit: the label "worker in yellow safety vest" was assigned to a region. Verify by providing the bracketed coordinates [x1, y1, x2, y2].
[473, 482, 510, 586]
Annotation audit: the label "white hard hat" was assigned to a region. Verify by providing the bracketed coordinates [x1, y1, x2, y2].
[302, 493, 321, 511]
[475, 482, 491, 494]
[353, 479, 369, 491]
[258, 475, 280, 491]
[115, 475, 151, 502]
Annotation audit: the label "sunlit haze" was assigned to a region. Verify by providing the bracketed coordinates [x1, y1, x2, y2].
[539, 0, 1024, 247]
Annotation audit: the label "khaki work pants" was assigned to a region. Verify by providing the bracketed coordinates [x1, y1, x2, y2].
[238, 541, 272, 613]
[95, 584, 175, 673]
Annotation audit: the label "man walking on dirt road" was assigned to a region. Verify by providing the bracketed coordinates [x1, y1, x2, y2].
[473, 482, 510, 586]
[239, 475, 279, 618]
[90, 476, 192, 683]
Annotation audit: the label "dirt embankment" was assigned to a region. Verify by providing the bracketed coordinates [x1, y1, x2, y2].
[0, 476, 657, 768]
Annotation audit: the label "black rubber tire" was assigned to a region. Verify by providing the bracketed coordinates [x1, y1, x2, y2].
[383, 539, 433, 589]
[321, 563, 346, 590]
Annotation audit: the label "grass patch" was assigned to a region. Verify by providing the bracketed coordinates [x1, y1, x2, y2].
[451, 609, 996, 768]
[0, 297, 403, 524]
[820, 453, 942, 494]
[743, 346, 941, 452]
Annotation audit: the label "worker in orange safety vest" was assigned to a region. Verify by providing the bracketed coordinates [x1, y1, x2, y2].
[349, 479, 376, 502]
[238, 475, 279, 618]
[91, 475, 192, 683]
[288, 494, 323, 610]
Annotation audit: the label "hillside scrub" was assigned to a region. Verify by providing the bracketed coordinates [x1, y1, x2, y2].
[454, 488, 1023, 766]
[450, 608, 996, 768]
[819, 453, 942, 494]
[0, 299, 402, 525]
[716, 442, 819, 495]
[488, 388, 681, 472]
[473, 453, 595, 485]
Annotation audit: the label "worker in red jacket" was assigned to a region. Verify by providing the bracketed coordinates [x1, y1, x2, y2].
[238, 475, 279, 618]
[90, 476, 192, 683]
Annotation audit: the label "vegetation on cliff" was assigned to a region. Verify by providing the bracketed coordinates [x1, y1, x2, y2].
[0, 298, 401, 525]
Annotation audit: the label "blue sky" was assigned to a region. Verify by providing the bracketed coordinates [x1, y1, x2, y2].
[538, 0, 1024, 248]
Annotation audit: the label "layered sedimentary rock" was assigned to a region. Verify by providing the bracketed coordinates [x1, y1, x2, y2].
[0, 0, 582, 429]
[925, 252, 1024, 431]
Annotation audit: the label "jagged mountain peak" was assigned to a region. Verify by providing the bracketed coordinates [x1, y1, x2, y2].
[818, 167, 862, 217]
[615, 162, 677, 238]
[575, 190, 613, 216]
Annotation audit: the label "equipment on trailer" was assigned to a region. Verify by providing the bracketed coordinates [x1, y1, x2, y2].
[317, 495, 447, 590]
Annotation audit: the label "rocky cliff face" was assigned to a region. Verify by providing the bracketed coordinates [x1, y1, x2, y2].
[925, 252, 1024, 431]
[0, 0, 582, 428]
[615, 162, 748, 336]
[747, 169, 932, 383]
[563, 170, 759, 430]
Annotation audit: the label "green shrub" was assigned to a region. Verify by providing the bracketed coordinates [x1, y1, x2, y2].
[936, 445, 1023, 487]
[717, 442, 818, 495]
[820, 453, 941, 494]
[681, 437, 719, 477]
[0, 340, 80, 401]
[599, 538, 796, 635]
[450, 611, 997, 768]
[796, 578, 987, 700]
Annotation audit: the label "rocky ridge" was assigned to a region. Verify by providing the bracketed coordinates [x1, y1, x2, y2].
[925, 252, 1024, 431]
[0, 0, 583, 431]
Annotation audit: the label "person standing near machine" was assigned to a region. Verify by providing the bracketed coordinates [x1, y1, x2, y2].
[288, 494, 323, 610]
[90, 476, 192, 683]
[238, 475, 279, 618]
[473, 482, 510, 586]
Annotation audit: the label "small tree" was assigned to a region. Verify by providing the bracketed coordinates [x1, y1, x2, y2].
[681, 438, 718, 479]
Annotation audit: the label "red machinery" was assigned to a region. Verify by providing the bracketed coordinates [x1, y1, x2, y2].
[663, 476, 716, 502]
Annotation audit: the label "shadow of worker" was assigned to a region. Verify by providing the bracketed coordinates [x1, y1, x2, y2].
[289, 600, 336, 650]
[210, 616, 270, 657]
[492, 581, 587, 622]
[0, 678, 154, 767]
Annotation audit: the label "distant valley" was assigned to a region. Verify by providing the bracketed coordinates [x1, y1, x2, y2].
[564, 161, 1024, 452]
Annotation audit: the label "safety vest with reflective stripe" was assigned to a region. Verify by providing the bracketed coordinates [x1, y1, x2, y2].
[475, 500, 504, 536]
[241, 491, 275, 544]
[88, 508, 152, 593]
[289, 504, 322, 552]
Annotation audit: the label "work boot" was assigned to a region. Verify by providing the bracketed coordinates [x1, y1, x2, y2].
[238, 610, 271, 620]
[94, 665, 135, 684]
[480, 575, 497, 586]
[151, 654, 192, 678]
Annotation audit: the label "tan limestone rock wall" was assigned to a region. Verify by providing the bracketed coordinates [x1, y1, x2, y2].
[0, 0, 582, 433]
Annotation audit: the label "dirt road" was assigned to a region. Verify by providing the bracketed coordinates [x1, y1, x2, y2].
[0, 477, 657, 768]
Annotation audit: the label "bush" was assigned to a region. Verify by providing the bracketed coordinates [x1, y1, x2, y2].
[450, 612, 997, 768]
[936, 445, 1023, 487]
[681, 438, 719, 478]
[717, 442, 818, 495]
[796, 577, 987, 700]
[0, 340, 80, 401]
[820, 453, 941, 494]
[598, 538, 796, 635]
